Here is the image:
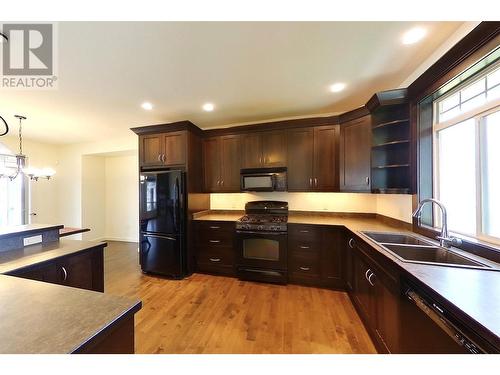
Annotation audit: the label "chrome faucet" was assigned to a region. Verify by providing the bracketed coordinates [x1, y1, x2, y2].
[412, 198, 462, 248]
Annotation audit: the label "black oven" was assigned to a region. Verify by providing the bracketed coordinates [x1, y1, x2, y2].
[240, 167, 287, 192]
[236, 230, 287, 284]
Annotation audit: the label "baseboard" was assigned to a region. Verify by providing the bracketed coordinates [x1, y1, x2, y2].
[104, 237, 139, 244]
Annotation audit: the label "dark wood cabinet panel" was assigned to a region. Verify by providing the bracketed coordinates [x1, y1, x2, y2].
[9, 247, 104, 293]
[320, 228, 343, 288]
[340, 115, 372, 192]
[163, 131, 186, 166]
[287, 128, 314, 191]
[262, 130, 287, 167]
[241, 133, 262, 168]
[374, 274, 400, 353]
[140, 135, 162, 166]
[203, 137, 221, 192]
[313, 125, 339, 191]
[57, 251, 94, 291]
[220, 135, 241, 191]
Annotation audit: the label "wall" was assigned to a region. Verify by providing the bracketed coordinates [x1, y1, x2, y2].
[81, 156, 106, 241]
[210, 192, 414, 223]
[104, 154, 139, 242]
[0, 135, 60, 224]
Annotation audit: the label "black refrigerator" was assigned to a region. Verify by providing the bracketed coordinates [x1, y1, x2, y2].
[139, 170, 186, 278]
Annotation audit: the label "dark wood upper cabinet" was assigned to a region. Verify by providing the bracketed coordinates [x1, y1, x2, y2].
[220, 135, 242, 191]
[163, 131, 186, 166]
[241, 133, 262, 168]
[287, 128, 314, 191]
[139, 131, 186, 167]
[313, 125, 339, 191]
[241, 130, 286, 169]
[140, 135, 163, 166]
[262, 130, 287, 167]
[203, 137, 221, 192]
[203, 135, 241, 192]
[340, 115, 372, 192]
[287, 125, 339, 192]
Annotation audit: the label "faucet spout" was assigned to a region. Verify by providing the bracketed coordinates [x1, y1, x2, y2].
[412, 198, 459, 248]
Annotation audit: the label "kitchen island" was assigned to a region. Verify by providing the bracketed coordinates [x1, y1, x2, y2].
[0, 224, 142, 354]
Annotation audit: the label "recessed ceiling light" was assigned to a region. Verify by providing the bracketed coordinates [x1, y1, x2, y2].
[402, 27, 427, 45]
[329, 83, 346, 93]
[202, 103, 215, 112]
[141, 102, 153, 110]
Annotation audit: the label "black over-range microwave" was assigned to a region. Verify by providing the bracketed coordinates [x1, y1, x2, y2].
[240, 167, 287, 192]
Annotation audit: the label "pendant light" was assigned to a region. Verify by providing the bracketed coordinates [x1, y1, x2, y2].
[0, 115, 55, 181]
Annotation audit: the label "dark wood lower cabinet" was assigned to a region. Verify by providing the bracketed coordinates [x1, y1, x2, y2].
[8, 246, 105, 292]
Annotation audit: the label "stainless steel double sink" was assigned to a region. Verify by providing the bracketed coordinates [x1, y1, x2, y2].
[361, 231, 493, 270]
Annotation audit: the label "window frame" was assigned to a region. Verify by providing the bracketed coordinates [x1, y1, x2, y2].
[433, 95, 500, 246]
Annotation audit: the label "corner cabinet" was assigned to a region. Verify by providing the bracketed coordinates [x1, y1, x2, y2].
[139, 131, 186, 167]
[203, 135, 241, 192]
[241, 130, 287, 169]
[287, 125, 339, 192]
[339, 115, 372, 192]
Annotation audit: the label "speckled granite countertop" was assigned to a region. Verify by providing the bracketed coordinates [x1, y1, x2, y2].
[193, 210, 500, 349]
[0, 275, 141, 353]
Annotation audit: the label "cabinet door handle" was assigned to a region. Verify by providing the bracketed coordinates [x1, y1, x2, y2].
[299, 266, 310, 271]
[217, 179, 220, 186]
[299, 246, 310, 249]
[221, 179, 224, 186]
[162, 154, 167, 163]
[348, 238, 355, 248]
[259, 156, 263, 165]
[209, 240, 221, 243]
[209, 226, 220, 229]
[61, 266, 68, 281]
[365, 269, 371, 281]
[314, 178, 318, 187]
[299, 230, 309, 233]
[209, 258, 221, 262]
[368, 272, 375, 287]
[157, 154, 162, 162]
[309, 178, 313, 188]
[366, 176, 370, 185]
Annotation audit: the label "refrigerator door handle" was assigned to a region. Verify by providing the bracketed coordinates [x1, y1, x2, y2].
[142, 233, 177, 241]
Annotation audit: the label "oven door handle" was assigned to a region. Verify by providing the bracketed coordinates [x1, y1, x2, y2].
[236, 230, 287, 236]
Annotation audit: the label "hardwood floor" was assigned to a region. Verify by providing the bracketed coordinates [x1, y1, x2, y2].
[104, 241, 376, 354]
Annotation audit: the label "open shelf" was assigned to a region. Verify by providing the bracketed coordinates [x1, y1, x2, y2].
[372, 118, 409, 130]
[372, 140, 410, 148]
[372, 164, 410, 169]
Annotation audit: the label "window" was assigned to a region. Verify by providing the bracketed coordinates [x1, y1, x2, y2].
[0, 144, 26, 227]
[434, 65, 500, 244]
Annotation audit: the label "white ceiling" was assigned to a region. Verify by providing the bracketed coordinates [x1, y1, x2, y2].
[0, 21, 464, 144]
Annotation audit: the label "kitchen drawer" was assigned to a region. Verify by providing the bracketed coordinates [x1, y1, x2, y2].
[289, 254, 321, 285]
[196, 247, 235, 276]
[196, 221, 235, 245]
[288, 240, 321, 256]
[288, 224, 322, 242]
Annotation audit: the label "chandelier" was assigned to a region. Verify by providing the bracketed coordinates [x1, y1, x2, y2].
[0, 115, 55, 181]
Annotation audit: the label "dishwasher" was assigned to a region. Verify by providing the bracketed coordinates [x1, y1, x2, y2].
[401, 284, 487, 354]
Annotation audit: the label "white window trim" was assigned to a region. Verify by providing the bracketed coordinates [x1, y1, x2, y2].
[433, 99, 500, 246]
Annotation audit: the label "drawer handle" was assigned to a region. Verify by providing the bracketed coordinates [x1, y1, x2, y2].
[365, 269, 371, 281]
[299, 230, 309, 233]
[209, 226, 220, 229]
[348, 238, 355, 249]
[61, 266, 68, 281]
[299, 266, 310, 271]
[299, 246, 310, 249]
[209, 258, 221, 262]
[368, 272, 375, 287]
[209, 240, 221, 243]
